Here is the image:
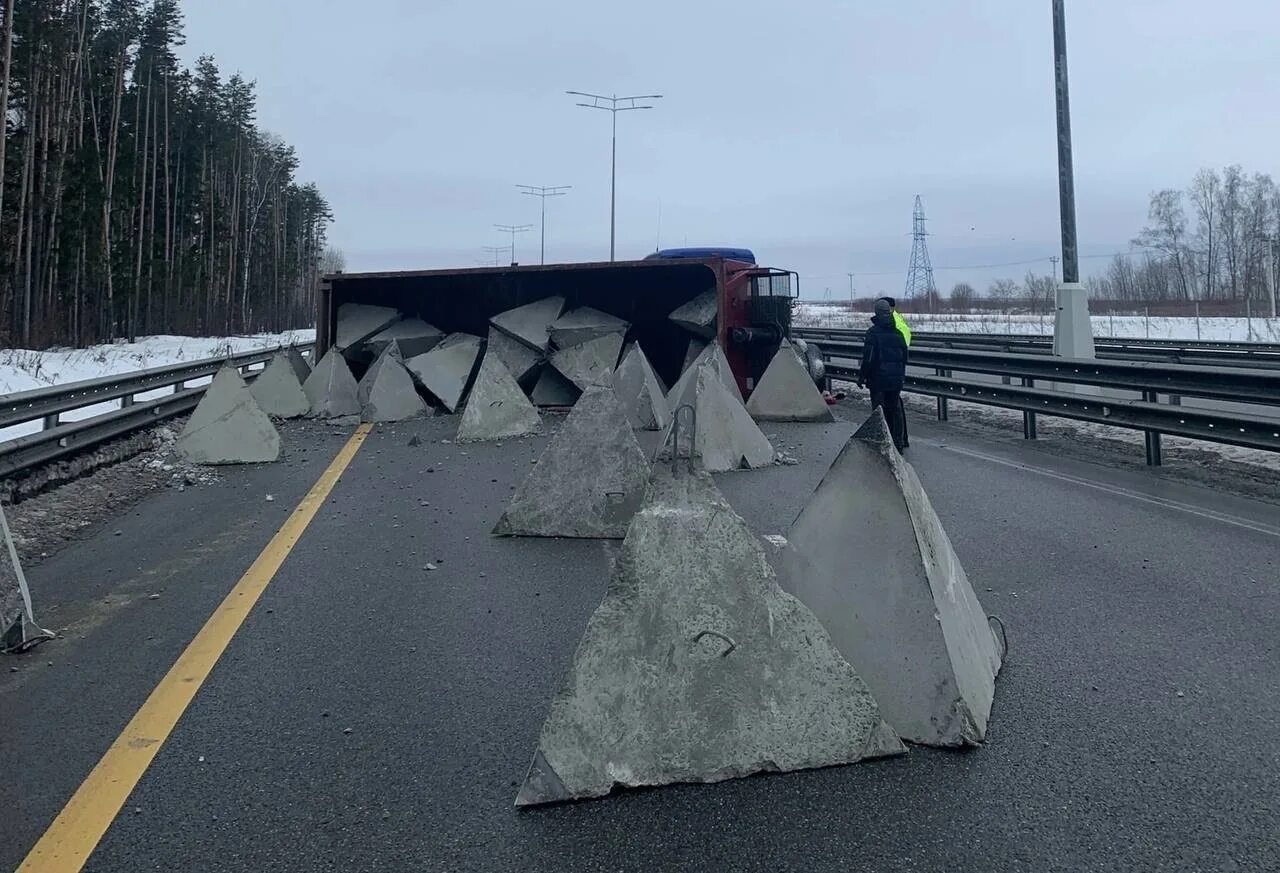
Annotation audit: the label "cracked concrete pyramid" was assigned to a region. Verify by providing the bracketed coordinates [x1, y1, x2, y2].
[529, 366, 580, 407]
[550, 332, 624, 391]
[775, 410, 1004, 746]
[359, 349, 428, 423]
[515, 468, 904, 806]
[549, 306, 629, 349]
[746, 340, 835, 422]
[1, 503, 54, 653]
[365, 318, 445, 359]
[490, 296, 565, 352]
[403, 333, 482, 412]
[250, 352, 311, 418]
[487, 326, 542, 385]
[303, 349, 362, 418]
[334, 303, 400, 351]
[456, 351, 541, 441]
[285, 346, 311, 382]
[494, 383, 650, 538]
[177, 366, 281, 464]
[668, 289, 718, 338]
[611, 343, 671, 431]
[667, 340, 742, 406]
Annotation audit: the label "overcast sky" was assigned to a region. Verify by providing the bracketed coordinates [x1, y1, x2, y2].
[178, 0, 1280, 297]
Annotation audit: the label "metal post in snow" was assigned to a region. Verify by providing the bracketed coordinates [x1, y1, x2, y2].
[1145, 306, 1150, 339]
[1195, 301, 1201, 340]
[1247, 296, 1253, 342]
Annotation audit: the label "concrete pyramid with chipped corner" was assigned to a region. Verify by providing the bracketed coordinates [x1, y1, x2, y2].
[303, 349, 361, 418]
[663, 347, 772, 472]
[359, 345, 428, 423]
[667, 340, 741, 406]
[456, 350, 541, 441]
[178, 366, 281, 464]
[774, 409, 1005, 746]
[515, 466, 903, 806]
[745, 339, 835, 422]
[611, 343, 670, 431]
[250, 351, 312, 418]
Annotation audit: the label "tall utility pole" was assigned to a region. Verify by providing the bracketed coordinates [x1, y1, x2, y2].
[567, 90, 663, 262]
[905, 195, 937, 309]
[481, 245, 506, 267]
[494, 224, 532, 265]
[1260, 236, 1278, 318]
[1052, 0, 1079, 284]
[517, 185, 571, 265]
[847, 272, 856, 311]
[1050, 255, 1060, 281]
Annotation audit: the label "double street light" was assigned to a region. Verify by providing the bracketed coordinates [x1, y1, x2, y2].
[517, 184, 571, 265]
[493, 224, 532, 266]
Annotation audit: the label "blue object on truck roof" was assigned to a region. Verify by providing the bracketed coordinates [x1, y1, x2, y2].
[645, 247, 757, 264]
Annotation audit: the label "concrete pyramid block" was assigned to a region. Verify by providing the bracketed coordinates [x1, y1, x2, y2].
[672, 364, 774, 471]
[494, 384, 650, 538]
[487, 326, 542, 385]
[335, 303, 400, 351]
[529, 366, 581, 407]
[550, 332, 624, 391]
[1, 503, 54, 653]
[668, 340, 742, 406]
[490, 296, 565, 353]
[403, 333, 482, 412]
[549, 306, 629, 349]
[668, 289, 718, 338]
[681, 337, 708, 375]
[746, 340, 835, 422]
[178, 366, 281, 464]
[776, 410, 1004, 747]
[359, 350, 428, 423]
[303, 349, 362, 418]
[456, 351, 541, 441]
[285, 346, 311, 382]
[612, 343, 670, 431]
[366, 318, 444, 359]
[250, 352, 311, 419]
[515, 468, 904, 806]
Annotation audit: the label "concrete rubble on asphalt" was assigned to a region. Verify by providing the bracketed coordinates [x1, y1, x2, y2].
[365, 318, 445, 359]
[745, 339, 835, 422]
[549, 306, 630, 349]
[529, 366, 580, 407]
[359, 344, 428, 423]
[612, 343, 671, 431]
[177, 366, 281, 465]
[774, 410, 1004, 746]
[486, 326, 542, 385]
[668, 341, 742, 405]
[550, 332, 624, 391]
[250, 352, 312, 419]
[1, 502, 54, 653]
[668, 289, 718, 338]
[404, 333, 482, 412]
[515, 467, 904, 806]
[334, 303, 400, 351]
[456, 351, 541, 441]
[303, 349, 362, 419]
[490, 296, 565, 352]
[494, 383, 650, 538]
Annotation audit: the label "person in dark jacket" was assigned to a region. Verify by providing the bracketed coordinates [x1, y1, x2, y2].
[858, 299, 909, 451]
[876, 296, 911, 448]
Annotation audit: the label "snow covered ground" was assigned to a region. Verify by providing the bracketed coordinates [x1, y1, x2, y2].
[795, 305, 1280, 343]
[0, 329, 314, 443]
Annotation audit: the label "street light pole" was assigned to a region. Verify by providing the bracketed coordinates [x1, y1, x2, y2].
[567, 91, 663, 262]
[481, 245, 505, 267]
[494, 224, 532, 265]
[1052, 0, 1079, 284]
[517, 185, 571, 265]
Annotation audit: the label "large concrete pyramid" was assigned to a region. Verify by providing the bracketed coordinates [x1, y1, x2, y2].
[487, 326, 542, 385]
[250, 352, 311, 418]
[334, 303, 400, 351]
[776, 410, 1004, 746]
[1, 503, 54, 653]
[668, 340, 742, 406]
[668, 289, 718, 338]
[285, 346, 311, 382]
[365, 317, 444, 359]
[745, 340, 835, 422]
[515, 468, 904, 806]
[529, 366, 580, 407]
[549, 306, 629, 349]
[456, 351, 541, 441]
[403, 333, 482, 412]
[359, 349, 428, 423]
[550, 332, 624, 391]
[490, 296, 565, 352]
[303, 349, 361, 418]
[612, 343, 670, 431]
[494, 384, 649, 538]
[178, 366, 281, 464]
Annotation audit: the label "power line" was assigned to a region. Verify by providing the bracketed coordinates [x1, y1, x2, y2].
[809, 247, 1158, 283]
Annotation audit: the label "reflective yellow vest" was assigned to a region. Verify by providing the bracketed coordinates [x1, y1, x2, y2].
[892, 310, 912, 346]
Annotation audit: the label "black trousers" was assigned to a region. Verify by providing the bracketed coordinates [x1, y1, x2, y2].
[871, 390, 906, 451]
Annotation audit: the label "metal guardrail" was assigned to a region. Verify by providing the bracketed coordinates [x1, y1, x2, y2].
[0, 343, 313, 479]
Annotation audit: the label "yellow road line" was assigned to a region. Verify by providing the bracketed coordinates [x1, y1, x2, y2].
[18, 424, 372, 873]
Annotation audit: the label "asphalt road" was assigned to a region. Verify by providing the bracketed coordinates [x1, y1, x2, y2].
[3, 408, 1278, 872]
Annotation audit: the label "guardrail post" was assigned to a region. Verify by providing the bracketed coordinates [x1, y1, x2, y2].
[935, 368, 949, 421]
[120, 393, 135, 409]
[43, 412, 60, 430]
[1142, 389, 1162, 466]
[1022, 378, 1037, 439]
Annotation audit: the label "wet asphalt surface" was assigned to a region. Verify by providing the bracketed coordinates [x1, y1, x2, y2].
[3, 408, 1278, 872]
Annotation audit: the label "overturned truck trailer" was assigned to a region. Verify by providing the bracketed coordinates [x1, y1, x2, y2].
[316, 256, 805, 396]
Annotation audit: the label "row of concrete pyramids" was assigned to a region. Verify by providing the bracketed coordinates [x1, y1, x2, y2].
[513, 410, 1005, 806]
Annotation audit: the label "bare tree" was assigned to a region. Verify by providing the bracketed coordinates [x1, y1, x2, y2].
[319, 246, 346, 276]
[949, 281, 976, 310]
[1217, 165, 1246, 299]
[988, 278, 1019, 304]
[1189, 168, 1219, 298]
[1135, 190, 1191, 299]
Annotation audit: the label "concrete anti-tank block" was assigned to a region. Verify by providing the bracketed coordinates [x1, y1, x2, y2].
[550, 332, 624, 391]
[1, 503, 54, 653]
[334, 303, 400, 351]
[529, 366, 581, 407]
[365, 318, 445, 359]
[549, 306, 629, 349]
[667, 340, 741, 406]
[486, 326, 542, 385]
[668, 290, 718, 339]
[663, 349, 773, 472]
[403, 333, 483, 412]
[515, 468, 903, 806]
[178, 366, 281, 464]
[776, 409, 1004, 746]
[745, 339, 835, 422]
[251, 352, 311, 418]
[612, 343, 670, 431]
[494, 383, 649, 538]
[456, 351, 541, 441]
[359, 348, 428, 423]
[490, 296, 566, 353]
[303, 349, 362, 418]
